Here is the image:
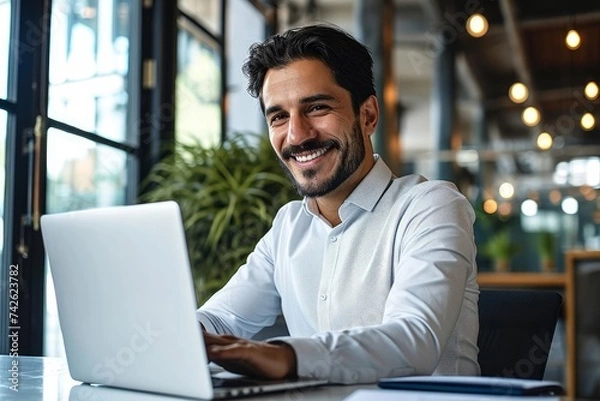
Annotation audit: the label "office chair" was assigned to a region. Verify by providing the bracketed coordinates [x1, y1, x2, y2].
[478, 289, 563, 380]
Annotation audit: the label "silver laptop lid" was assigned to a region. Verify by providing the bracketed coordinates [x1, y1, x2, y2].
[41, 201, 215, 399]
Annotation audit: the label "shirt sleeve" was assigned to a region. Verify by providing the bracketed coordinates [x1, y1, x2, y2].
[275, 183, 478, 383]
[196, 224, 282, 339]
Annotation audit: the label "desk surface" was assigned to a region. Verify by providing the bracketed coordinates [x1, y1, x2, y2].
[0, 355, 367, 401]
[0, 355, 582, 401]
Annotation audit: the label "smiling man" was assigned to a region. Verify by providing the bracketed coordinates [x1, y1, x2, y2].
[197, 24, 480, 384]
[264, 57, 377, 225]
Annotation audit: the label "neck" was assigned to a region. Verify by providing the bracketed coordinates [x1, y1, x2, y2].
[311, 156, 376, 227]
[313, 198, 343, 227]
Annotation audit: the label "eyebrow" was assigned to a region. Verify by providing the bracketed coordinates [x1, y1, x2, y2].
[264, 93, 337, 117]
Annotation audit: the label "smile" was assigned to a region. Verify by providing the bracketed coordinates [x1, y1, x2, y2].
[293, 148, 328, 163]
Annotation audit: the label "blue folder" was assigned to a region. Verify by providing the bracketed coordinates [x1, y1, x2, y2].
[378, 376, 564, 396]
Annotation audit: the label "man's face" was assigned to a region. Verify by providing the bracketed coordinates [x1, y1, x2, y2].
[262, 59, 374, 198]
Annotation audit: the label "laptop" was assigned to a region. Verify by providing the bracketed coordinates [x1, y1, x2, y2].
[41, 201, 327, 399]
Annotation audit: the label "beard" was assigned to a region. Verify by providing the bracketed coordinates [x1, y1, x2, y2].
[277, 119, 366, 198]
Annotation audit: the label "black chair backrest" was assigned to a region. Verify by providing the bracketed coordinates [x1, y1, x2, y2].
[478, 289, 563, 380]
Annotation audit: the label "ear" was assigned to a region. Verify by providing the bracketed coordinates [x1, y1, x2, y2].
[360, 95, 379, 137]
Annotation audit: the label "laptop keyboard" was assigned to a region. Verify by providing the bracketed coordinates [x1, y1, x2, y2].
[211, 376, 286, 388]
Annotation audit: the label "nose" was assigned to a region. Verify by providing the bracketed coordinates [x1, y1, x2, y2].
[287, 113, 317, 145]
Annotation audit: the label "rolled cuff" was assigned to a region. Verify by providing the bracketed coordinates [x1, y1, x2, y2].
[269, 336, 331, 380]
[196, 310, 223, 334]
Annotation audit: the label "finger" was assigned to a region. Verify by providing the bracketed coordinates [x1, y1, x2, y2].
[207, 342, 294, 380]
[203, 332, 240, 346]
[207, 343, 252, 359]
[208, 346, 270, 378]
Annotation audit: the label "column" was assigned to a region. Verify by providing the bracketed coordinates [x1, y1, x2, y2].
[354, 0, 401, 175]
[431, 39, 456, 181]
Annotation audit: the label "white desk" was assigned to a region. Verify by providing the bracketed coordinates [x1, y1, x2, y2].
[0, 355, 369, 401]
[0, 355, 575, 401]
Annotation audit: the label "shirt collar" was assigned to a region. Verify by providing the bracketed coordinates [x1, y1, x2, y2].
[302, 154, 394, 215]
[344, 155, 393, 212]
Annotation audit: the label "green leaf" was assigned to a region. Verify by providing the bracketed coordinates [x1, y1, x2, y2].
[141, 132, 299, 303]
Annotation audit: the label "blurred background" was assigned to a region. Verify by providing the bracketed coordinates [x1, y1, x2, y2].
[0, 0, 599, 397]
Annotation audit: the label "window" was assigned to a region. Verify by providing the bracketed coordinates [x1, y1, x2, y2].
[0, 0, 10, 264]
[43, 0, 138, 357]
[0, 109, 6, 255]
[226, 0, 267, 137]
[0, 0, 11, 353]
[48, 0, 133, 144]
[1, 0, 275, 356]
[176, 16, 221, 147]
[46, 129, 128, 213]
[44, 129, 130, 357]
[0, 0, 10, 99]
[175, 0, 273, 147]
[178, 0, 220, 36]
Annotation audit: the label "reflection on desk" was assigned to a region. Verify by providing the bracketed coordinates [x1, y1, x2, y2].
[0, 355, 586, 401]
[68, 383, 368, 401]
[0, 355, 366, 401]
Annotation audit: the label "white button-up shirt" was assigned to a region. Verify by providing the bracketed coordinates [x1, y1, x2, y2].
[197, 156, 480, 383]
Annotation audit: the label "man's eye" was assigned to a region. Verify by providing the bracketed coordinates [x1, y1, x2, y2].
[308, 104, 329, 113]
[269, 114, 287, 126]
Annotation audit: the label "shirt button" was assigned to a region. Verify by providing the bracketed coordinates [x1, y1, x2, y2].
[330, 236, 337, 243]
[319, 294, 327, 301]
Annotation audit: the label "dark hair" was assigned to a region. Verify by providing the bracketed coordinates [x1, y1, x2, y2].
[242, 24, 376, 113]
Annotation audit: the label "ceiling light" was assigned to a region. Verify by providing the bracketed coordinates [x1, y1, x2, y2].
[549, 189, 562, 205]
[508, 82, 528, 103]
[522, 106, 541, 126]
[581, 113, 596, 130]
[483, 199, 498, 214]
[456, 149, 479, 164]
[521, 199, 538, 217]
[565, 29, 581, 50]
[584, 81, 599, 100]
[498, 202, 512, 216]
[581, 185, 596, 201]
[466, 13, 489, 38]
[584, 190, 597, 201]
[499, 182, 514, 199]
[537, 132, 553, 150]
[561, 197, 578, 215]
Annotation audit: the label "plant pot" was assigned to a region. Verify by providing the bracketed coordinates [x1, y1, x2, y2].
[494, 259, 510, 273]
[541, 259, 555, 273]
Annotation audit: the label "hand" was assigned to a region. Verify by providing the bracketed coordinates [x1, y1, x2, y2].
[203, 332, 297, 380]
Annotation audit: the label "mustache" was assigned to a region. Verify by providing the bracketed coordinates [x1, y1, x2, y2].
[281, 139, 339, 160]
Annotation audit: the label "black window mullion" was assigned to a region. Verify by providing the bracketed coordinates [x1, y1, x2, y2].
[137, 0, 177, 195]
[1, 0, 52, 356]
[220, 0, 227, 143]
[0, 98, 17, 113]
[46, 119, 138, 155]
[178, 9, 222, 46]
[125, 0, 142, 204]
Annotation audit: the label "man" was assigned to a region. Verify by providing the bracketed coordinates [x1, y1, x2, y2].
[197, 24, 480, 384]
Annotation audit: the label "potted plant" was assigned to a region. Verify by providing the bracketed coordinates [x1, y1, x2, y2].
[480, 229, 520, 272]
[140, 132, 299, 302]
[538, 231, 557, 272]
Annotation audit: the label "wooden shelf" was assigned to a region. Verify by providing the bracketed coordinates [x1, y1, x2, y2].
[478, 272, 567, 287]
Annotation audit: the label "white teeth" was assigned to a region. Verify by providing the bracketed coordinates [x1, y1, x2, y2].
[294, 148, 327, 163]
